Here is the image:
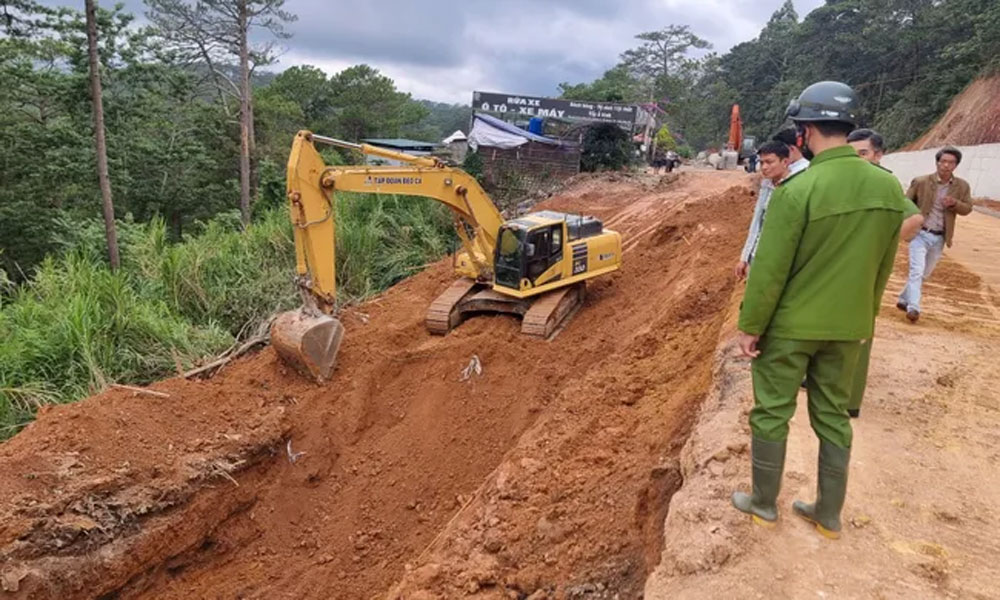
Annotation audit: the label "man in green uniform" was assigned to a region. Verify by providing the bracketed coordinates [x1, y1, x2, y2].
[730, 82, 921, 539]
[845, 129, 925, 418]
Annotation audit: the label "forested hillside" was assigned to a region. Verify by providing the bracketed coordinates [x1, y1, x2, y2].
[0, 1, 467, 279]
[560, 0, 1000, 152]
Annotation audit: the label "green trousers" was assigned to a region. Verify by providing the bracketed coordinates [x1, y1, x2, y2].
[750, 336, 862, 449]
[846, 339, 872, 412]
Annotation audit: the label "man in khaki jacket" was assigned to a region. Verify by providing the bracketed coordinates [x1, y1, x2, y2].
[897, 147, 973, 322]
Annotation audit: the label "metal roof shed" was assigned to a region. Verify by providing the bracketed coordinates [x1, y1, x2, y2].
[360, 138, 439, 165]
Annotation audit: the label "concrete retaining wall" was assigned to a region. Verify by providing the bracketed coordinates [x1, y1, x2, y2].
[882, 143, 1000, 199]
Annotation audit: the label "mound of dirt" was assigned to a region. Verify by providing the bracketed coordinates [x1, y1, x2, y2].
[387, 184, 752, 599]
[0, 170, 754, 599]
[0, 377, 290, 598]
[904, 75, 1000, 150]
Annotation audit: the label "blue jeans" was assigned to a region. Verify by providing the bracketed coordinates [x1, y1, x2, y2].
[898, 230, 945, 313]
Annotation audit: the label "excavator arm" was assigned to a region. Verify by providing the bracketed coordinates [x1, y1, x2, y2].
[285, 130, 339, 313]
[274, 130, 506, 381]
[286, 130, 504, 305]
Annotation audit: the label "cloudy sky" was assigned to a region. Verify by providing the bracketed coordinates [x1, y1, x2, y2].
[81, 0, 826, 104]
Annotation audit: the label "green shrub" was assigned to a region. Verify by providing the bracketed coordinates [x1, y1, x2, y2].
[581, 122, 634, 172]
[0, 196, 456, 439]
[655, 125, 677, 151]
[0, 253, 230, 435]
[335, 193, 455, 301]
[462, 150, 485, 182]
[130, 211, 298, 334]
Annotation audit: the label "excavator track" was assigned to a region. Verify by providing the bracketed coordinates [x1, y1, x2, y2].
[426, 279, 586, 338]
[520, 283, 586, 339]
[426, 278, 480, 335]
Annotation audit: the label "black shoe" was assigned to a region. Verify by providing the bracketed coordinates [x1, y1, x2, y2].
[847, 409, 860, 419]
[896, 301, 908, 312]
[906, 309, 920, 323]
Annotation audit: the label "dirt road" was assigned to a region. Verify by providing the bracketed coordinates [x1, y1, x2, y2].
[646, 207, 1000, 599]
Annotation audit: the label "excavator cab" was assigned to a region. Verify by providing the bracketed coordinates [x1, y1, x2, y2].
[495, 223, 566, 289]
[492, 212, 616, 294]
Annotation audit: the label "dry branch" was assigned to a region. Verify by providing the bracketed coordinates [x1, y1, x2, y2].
[110, 384, 171, 398]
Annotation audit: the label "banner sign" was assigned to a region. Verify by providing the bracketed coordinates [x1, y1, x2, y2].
[472, 91, 637, 127]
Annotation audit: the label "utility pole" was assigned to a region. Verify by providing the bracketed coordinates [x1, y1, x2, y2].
[237, 0, 252, 228]
[644, 86, 655, 163]
[85, 0, 120, 270]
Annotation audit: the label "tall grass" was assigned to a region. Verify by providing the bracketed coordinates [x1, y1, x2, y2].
[0, 194, 455, 439]
[0, 253, 231, 432]
[334, 192, 455, 300]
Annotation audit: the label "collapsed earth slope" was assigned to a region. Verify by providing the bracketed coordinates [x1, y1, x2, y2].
[0, 170, 752, 599]
[905, 75, 1000, 150]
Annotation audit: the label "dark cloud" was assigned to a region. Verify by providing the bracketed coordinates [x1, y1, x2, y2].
[278, 0, 826, 102]
[289, 1, 467, 68]
[46, 0, 826, 102]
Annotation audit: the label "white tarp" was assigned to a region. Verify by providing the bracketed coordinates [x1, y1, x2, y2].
[442, 129, 467, 144]
[467, 118, 529, 150]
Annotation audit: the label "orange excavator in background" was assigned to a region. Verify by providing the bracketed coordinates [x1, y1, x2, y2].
[269, 131, 623, 382]
[724, 104, 756, 168]
[728, 104, 743, 152]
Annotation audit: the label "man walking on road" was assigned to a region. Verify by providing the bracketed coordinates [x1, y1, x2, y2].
[897, 147, 973, 322]
[735, 141, 791, 280]
[845, 128, 924, 418]
[731, 82, 920, 539]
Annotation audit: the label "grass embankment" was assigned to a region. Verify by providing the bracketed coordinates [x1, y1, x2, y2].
[0, 194, 454, 438]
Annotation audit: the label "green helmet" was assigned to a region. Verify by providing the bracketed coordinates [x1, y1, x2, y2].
[785, 81, 859, 126]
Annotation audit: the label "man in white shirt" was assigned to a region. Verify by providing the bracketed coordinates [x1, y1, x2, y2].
[735, 140, 795, 279]
[773, 127, 810, 175]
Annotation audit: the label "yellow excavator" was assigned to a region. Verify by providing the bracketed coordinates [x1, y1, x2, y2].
[271, 131, 622, 381]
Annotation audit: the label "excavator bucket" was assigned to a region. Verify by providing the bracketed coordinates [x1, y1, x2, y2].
[270, 309, 345, 382]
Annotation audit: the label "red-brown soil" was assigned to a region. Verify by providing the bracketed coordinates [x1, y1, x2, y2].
[904, 75, 1000, 150]
[974, 197, 1000, 212]
[0, 170, 753, 599]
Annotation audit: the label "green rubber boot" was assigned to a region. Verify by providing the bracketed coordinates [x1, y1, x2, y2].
[793, 441, 850, 539]
[731, 437, 787, 526]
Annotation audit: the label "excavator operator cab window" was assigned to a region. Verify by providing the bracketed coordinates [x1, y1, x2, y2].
[495, 225, 525, 289]
[526, 227, 559, 281]
[551, 225, 562, 252]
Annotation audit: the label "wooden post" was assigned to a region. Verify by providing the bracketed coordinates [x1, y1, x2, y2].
[85, 0, 120, 270]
